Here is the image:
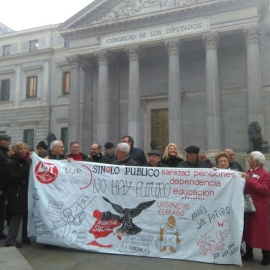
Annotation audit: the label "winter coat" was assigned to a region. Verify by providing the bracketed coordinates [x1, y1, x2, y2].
[91, 153, 112, 164]
[178, 159, 210, 168]
[244, 165, 270, 250]
[113, 158, 138, 166]
[0, 146, 9, 191]
[143, 162, 168, 167]
[129, 147, 147, 165]
[68, 152, 91, 161]
[7, 155, 30, 215]
[161, 156, 183, 167]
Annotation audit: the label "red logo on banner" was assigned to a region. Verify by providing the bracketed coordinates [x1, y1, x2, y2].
[35, 161, 59, 184]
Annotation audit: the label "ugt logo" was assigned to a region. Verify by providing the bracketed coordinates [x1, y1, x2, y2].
[35, 162, 59, 184]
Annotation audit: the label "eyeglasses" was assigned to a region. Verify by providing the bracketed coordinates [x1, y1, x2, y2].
[91, 148, 98, 150]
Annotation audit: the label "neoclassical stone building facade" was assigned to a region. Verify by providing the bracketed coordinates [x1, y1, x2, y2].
[0, 0, 270, 158]
[59, 0, 270, 154]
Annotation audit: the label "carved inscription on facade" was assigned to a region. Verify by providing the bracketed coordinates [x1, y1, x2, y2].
[101, 18, 209, 48]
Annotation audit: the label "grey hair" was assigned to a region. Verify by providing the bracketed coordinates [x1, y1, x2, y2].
[250, 151, 265, 165]
[50, 140, 62, 151]
[199, 150, 207, 155]
[117, 142, 130, 155]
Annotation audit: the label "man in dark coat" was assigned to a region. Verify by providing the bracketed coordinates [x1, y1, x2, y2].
[36, 141, 48, 158]
[144, 150, 167, 167]
[104, 142, 116, 162]
[225, 148, 244, 171]
[0, 134, 12, 239]
[90, 143, 111, 164]
[45, 140, 67, 160]
[113, 142, 138, 166]
[121, 136, 147, 165]
[178, 145, 210, 168]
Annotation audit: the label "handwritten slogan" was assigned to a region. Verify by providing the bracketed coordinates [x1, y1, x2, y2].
[28, 153, 245, 266]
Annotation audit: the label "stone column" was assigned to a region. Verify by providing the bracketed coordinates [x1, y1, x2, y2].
[243, 26, 263, 127]
[126, 45, 141, 147]
[96, 50, 109, 146]
[165, 39, 182, 148]
[81, 61, 93, 152]
[203, 32, 221, 152]
[67, 56, 80, 144]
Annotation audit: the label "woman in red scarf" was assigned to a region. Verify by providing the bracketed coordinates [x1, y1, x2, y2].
[5, 142, 31, 248]
[242, 151, 270, 266]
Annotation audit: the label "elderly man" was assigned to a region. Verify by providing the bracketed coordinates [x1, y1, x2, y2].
[113, 142, 138, 166]
[121, 135, 147, 165]
[198, 149, 214, 168]
[144, 150, 167, 167]
[104, 142, 116, 162]
[224, 148, 243, 171]
[178, 145, 210, 168]
[36, 141, 48, 157]
[0, 134, 12, 239]
[90, 143, 111, 164]
[45, 140, 66, 160]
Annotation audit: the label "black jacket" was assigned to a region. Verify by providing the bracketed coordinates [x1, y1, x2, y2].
[45, 150, 66, 160]
[129, 147, 147, 165]
[91, 153, 112, 164]
[161, 156, 183, 167]
[7, 155, 30, 215]
[178, 159, 210, 168]
[113, 158, 138, 166]
[0, 146, 10, 191]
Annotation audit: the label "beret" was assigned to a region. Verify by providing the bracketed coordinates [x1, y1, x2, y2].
[184, 145, 200, 154]
[104, 142, 114, 148]
[0, 134, 12, 140]
[36, 141, 48, 150]
[148, 149, 161, 156]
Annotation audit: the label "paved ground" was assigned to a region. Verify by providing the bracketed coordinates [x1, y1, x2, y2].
[0, 237, 267, 270]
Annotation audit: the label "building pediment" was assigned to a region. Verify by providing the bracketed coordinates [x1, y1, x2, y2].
[59, 0, 268, 39]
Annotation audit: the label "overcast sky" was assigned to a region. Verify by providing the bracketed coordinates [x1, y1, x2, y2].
[0, 0, 95, 31]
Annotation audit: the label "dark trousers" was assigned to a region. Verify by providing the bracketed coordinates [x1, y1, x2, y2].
[0, 193, 6, 232]
[6, 214, 27, 246]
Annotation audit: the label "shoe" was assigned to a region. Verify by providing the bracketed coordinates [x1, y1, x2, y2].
[261, 250, 270, 266]
[5, 242, 22, 248]
[0, 232, 7, 239]
[261, 259, 270, 266]
[15, 243, 22, 248]
[242, 253, 253, 261]
[22, 238, 31, 244]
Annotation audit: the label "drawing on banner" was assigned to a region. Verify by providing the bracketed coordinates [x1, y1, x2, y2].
[34, 195, 95, 241]
[61, 195, 95, 238]
[101, 197, 156, 236]
[119, 235, 153, 255]
[156, 215, 181, 253]
[32, 188, 41, 218]
[88, 210, 122, 248]
[196, 219, 231, 255]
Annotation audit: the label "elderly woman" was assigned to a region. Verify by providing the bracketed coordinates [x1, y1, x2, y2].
[161, 143, 183, 167]
[215, 152, 230, 169]
[5, 142, 31, 248]
[242, 151, 270, 266]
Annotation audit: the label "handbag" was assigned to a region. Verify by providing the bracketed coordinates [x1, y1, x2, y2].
[244, 194, 256, 213]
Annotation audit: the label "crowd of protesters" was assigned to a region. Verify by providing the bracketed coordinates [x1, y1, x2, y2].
[0, 133, 269, 266]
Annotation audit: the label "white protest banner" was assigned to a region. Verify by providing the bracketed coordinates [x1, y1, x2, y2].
[28, 153, 245, 266]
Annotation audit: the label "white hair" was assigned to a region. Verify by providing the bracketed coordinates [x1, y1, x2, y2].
[250, 151, 265, 165]
[50, 140, 62, 151]
[117, 142, 130, 155]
